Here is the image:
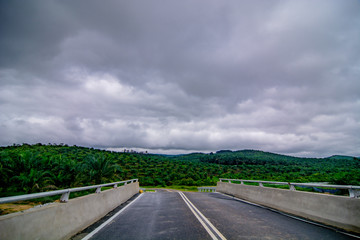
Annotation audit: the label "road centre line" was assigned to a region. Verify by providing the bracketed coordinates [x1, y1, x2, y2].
[180, 192, 227, 240]
[178, 192, 227, 240]
[82, 193, 144, 240]
[178, 192, 218, 240]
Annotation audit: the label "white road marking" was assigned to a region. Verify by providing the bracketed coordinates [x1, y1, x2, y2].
[178, 192, 227, 240]
[81, 193, 144, 240]
[178, 192, 218, 240]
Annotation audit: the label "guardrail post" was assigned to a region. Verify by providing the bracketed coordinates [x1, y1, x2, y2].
[349, 189, 360, 198]
[228, 180, 231, 183]
[289, 184, 296, 191]
[241, 181, 244, 184]
[60, 191, 70, 203]
[113, 184, 118, 188]
[259, 183, 264, 187]
[95, 187, 101, 193]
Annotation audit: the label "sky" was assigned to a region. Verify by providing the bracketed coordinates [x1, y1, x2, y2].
[0, 0, 359, 157]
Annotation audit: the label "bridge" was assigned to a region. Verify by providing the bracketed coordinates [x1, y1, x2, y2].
[0, 179, 359, 240]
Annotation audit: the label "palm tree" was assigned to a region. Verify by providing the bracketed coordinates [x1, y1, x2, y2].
[11, 168, 54, 193]
[83, 154, 120, 184]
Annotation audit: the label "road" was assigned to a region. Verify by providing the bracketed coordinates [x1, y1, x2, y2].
[84, 190, 358, 240]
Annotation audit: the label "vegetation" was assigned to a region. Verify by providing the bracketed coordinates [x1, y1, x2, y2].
[0, 144, 359, 198]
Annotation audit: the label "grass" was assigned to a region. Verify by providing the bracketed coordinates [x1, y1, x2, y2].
[143, 189, 156, 192]
[165, 185, 199, 192]
[0, 201, 45, 215]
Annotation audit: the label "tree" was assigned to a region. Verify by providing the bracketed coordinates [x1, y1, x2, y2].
[83, 154, 120, 184]
[11, 168, 53, 193]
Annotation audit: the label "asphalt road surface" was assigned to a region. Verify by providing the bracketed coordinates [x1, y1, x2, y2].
[84, 190, 358, 240]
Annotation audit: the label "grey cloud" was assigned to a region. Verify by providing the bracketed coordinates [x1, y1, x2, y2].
[0, 0, 359, 157]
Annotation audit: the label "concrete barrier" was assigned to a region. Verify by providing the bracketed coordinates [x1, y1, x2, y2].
[0, 182, 139, 240]
[217, 182, 360, 234]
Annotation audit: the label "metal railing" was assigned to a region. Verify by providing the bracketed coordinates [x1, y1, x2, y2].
[219, 178, 360, 198]
[0, 179, 138, 204]
[198, 187, 216, 192]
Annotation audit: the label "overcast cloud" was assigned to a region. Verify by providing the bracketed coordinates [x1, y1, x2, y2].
[0, 0, 359, 157]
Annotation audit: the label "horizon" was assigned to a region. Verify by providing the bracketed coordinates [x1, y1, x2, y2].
[2, 142, 358, 159]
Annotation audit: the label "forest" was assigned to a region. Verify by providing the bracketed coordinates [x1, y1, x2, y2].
[1, 144, 360, 197]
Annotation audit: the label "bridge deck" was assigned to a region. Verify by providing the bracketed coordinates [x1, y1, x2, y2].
[82, 190, 357, 240]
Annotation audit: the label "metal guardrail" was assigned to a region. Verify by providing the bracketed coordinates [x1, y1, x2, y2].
[198, 187, 216, 192]
[219, 178, 360, 198]
[0, 179, 138, 204]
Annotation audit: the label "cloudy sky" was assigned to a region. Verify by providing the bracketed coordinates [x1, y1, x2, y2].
[0, 0, 359, 157]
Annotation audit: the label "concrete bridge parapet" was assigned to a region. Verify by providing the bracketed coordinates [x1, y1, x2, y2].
[0, 181, 139, 240]
[216, 181, 360, 234]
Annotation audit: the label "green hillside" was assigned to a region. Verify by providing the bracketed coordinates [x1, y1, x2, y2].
[1, 144, 359, 197]
[326, 155, 357, 160]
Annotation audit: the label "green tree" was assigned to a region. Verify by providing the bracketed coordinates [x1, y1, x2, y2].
[83, 154, 120, 184]
[11, 168, 53, 193]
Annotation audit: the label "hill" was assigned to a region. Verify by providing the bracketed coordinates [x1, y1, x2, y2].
[172, 149, 320, 164]
[326, 155, 357, 160]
